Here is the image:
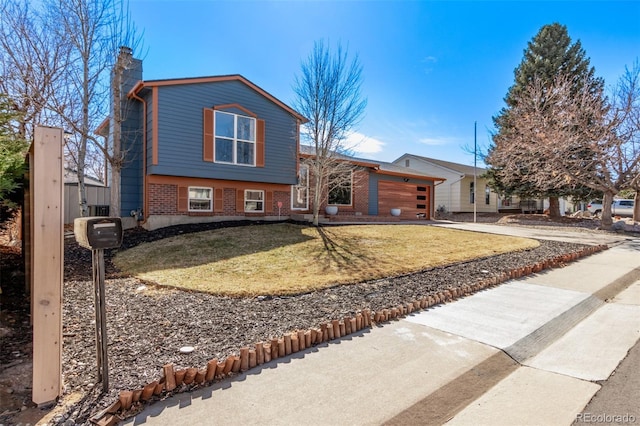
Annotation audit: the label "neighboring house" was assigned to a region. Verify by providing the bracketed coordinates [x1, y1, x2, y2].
[393, 154, 581, 215]
[393, 154, 499, 214]
[63, 168, 110, 224]
[107, 53, 445, 229]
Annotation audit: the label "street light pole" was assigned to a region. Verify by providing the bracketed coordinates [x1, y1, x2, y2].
[474, 121, 477, 223]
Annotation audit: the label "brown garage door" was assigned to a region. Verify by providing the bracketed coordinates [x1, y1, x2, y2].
[378, 181, 430, 219]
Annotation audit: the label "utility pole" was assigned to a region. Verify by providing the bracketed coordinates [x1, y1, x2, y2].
[474, 121, 477, 223]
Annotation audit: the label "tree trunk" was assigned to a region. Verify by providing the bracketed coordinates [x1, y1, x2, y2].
[547, 196, 561, 218]
[312, 182, 321, 227]
[600, 191, 614, 230]
[110, 169, 120, 218]
[77, 136, 88, 217]
[311, 162, 323, 226]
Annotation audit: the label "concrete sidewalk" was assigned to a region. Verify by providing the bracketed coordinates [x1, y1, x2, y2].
[122, 228, 640, 426]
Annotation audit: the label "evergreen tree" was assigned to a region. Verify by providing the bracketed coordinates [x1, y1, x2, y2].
[487, 23, 603, 217]
[0, 94, 28, 209]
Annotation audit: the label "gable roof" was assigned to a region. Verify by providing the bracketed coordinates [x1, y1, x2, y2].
[300, 145, 445, 182]
[128, 74, 308, 123]
[64, 168, 106, 187]
[399, 153, 486, 176]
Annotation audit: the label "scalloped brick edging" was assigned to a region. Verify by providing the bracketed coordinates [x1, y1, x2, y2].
[90, 244, 608, 425]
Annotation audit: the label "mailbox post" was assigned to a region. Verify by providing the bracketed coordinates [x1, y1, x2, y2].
[73, 217, 123, 392]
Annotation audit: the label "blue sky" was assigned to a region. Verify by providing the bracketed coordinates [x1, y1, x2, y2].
[129, 0, 640, 166]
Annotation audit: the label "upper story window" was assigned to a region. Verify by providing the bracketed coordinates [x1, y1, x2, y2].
[215, 111, 255, 166]
[189, 187, 213, 212]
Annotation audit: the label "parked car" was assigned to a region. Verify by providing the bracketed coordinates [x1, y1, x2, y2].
[612, 199, 635, 217]
[587, 199, 635, 217]
[586, 200, 603, 215]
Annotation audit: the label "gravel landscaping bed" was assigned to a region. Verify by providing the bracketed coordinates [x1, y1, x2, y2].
[3, 216, 634, 425]
[54, 221, 593, 424]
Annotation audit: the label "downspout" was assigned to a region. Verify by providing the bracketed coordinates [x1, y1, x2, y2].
[128, 86, 148, 225]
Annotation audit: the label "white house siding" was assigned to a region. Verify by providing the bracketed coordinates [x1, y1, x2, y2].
[393, 154, 498, 214]
[457, 176, 499, 213]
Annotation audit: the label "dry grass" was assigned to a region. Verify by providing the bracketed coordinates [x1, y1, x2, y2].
[113, 223, 539, 296]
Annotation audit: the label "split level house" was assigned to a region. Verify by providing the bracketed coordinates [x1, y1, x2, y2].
[107, 51, 444, 229]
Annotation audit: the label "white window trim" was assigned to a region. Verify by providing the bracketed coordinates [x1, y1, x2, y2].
[328, 171, 353, 206]
[291, 165, 309, 210]
[188, 186, 213, 212]
[214, 110, 256, 166]
[244, 189, 264, 213]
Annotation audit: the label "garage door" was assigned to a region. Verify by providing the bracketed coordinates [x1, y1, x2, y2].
[378, 181, 430, 219]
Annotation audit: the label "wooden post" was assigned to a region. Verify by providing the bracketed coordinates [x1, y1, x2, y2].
[163, 364, 176, 391]
[240, 347, 249, 372]
[205, 359, 218, 382]
[223, 357, 235, 375]
[195, 369, 206, 384]
[284, 334, 292, 355]
[31, 126, 64, 406]
[119, 391, 133, 410]
[141, 381, 157, 401]
[263, 344, 272, 363]
[175, 369, 186, 386]
[332, 320, 340, 339]
[92, 248, 109, 391]
[344, 317, 352, 334]
[256, 342, 264, 365]
[248, 350, 257, 369]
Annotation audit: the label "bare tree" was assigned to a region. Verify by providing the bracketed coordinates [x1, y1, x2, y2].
[44, 0, 115, 216]
[1, 0, 142, 218]
[0, 0, 70, 139]
[293, 40, 367, 226]
[488, 70, 640, 228]
[610, 62, 640, 221]
[488, 23, 603, 218]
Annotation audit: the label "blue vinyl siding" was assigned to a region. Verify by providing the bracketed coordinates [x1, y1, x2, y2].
[119, 59, 144, 216]
[149, 81, 298, 184]
[120, 102, 143, 216]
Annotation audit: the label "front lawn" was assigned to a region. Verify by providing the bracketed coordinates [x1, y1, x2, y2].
[113, 223, 538, 296]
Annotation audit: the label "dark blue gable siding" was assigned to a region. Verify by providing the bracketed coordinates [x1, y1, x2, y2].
[117, 58, 143, 217]
[148, 80, 299, 184]
[120, 106, 143, 216]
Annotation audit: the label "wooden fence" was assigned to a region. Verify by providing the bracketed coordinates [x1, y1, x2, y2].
[64, 185, 110, 224]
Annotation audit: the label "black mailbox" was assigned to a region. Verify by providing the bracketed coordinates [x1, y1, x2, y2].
[74, 217, 123, 250]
